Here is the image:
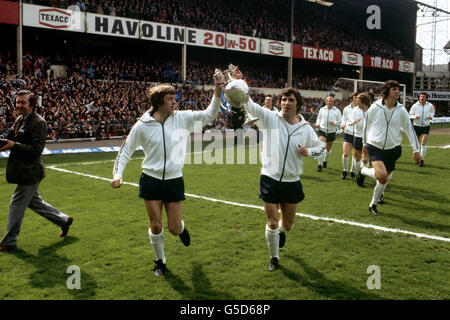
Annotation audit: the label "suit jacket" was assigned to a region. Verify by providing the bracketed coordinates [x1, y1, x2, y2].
[6, 111, 47, 185]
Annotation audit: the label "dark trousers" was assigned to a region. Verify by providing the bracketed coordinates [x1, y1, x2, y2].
[1, 181, 69, 246]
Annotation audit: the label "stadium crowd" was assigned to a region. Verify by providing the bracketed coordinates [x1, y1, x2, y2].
[0, 50, 335, 140]
[23, 0, 412, 61]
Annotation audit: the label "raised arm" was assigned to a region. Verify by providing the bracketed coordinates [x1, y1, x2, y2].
[189, 72, 223, 127]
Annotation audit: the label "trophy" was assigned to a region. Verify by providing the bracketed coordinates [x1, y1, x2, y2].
[215, 64, 249, 109]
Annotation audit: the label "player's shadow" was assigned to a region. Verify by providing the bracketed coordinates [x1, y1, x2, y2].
[398, 161, 449, 171]
[282, 254, 382, 300]
[164, 262, 235, 300]
[388, 183, 450, 210]
[10, 237, 98, 299]
[386, 198, 450, 217]
[379, 212, 450, 234]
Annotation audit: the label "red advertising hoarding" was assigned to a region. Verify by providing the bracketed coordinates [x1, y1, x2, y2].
[293, 44, 342, 64]
[363, 55, 399, 71]
[0, 0, 19, 25]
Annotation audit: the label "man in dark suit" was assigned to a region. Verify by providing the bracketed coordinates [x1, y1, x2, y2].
[0, 90, 73, 251]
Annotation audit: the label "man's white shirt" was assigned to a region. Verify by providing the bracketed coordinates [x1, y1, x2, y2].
[349, 107, 366, 138]
[113, 96, 221, 180]
[315, 106, 342, 133]
[246, 98, 325, 182]
[342, 103, 358, 135]
[363, 99, 420, 152]
[409, 101, 435, 127]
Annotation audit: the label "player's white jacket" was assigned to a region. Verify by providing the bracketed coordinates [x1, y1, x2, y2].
[348, 107, 366, 138]
[341, 103, 358, 136]
[409, 101, 435, 127]
[315, 106, 342, 133]
[363, 99, 419, 152]
[246, 98, 325, 182]
[113, 96, 221, 180]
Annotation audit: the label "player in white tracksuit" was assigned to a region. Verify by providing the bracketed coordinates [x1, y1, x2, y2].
[111, 74, 223, 275]
[245, 87, 325, 271]
[409, 92, 435, 167]
[347, 92, 370, 177]
[314, 96, 342, 171]
[340, 92, 359, 179]
[357, 80, 421, 215]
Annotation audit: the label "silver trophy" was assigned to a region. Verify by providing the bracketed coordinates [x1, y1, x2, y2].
[216, 64, 249, 109]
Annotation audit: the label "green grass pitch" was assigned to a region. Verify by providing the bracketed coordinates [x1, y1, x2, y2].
[0, 133, 449, 300]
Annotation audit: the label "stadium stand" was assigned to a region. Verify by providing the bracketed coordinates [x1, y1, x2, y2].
[26, 0, 413, 61]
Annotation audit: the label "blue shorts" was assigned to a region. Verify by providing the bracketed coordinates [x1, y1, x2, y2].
[259, 175, 305, 204]
[139, 173, 186, 203]
[353, 137, 363, 151]
[318, 130, 336, 142]
[414, 125, 430, 137]
[343, 133, 354, 144]
[366, 144, 402, 172]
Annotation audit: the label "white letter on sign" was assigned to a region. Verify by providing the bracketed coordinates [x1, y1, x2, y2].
[366, 5, 381, 30]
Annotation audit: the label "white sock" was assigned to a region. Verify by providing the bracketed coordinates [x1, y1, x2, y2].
[361, 166, 376, 180]
[350, 158, 355, 173]
[265, 224, 279, 259]
[381, 173, 393, 194]
[420, 145, 427, 160]
[342, 155, 349, 171]
[318, 154, 324, 166]
[180, 219, 185, 234]
[325, 150, 331, 161]
[354, 160, 361, 175]
[149, 228, 166, 264]
[370, 181, 385, 207]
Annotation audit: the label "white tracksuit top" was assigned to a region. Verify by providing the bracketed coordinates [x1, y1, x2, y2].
[342, 104, 358, 136]
[409, 101, 435, 127]
[246, 98, 325, 182]
[363, 99, 420, 153]
[113, 96, 221, 180]
[348, 107, 366, 138]
[315, 106, 342, 133]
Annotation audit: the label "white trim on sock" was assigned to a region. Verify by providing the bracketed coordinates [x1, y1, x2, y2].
[149, 228, 166, 264]
[265, 224, 280, 259]
[354, 160, 361, 176]
[420, 145, 427, 160]
[342, 155, 349, 171]
[361, 166, 376, 179]
[371, 181, 385, 207]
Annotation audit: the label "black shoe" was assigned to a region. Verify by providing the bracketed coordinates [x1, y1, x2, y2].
[356, 172, 365, 187]
[378, 193, 384, 204]
[350, 172, 355, 178]
[279, 231, 286, 248]
[153, 259, 166, 276]
[369, 205, 379, 216]
[419, 160, 424, 167]
[179, 228, 190, 247]
[341, 171, 348, 180]
[317, 165, 322, 172]
[323, 161, 327, 168]
[60, 216, 73, 237]
[0, 244, 17, 252]
[267, 257, 279, 271]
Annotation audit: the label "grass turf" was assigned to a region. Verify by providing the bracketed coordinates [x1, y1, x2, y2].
[0, 133, 449, 300]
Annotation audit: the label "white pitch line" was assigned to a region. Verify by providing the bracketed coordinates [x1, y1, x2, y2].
[47, 165, 450, 243]
[48, 146, 256, 167]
